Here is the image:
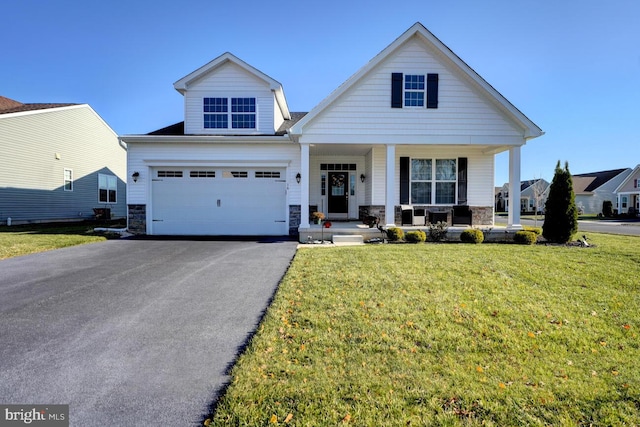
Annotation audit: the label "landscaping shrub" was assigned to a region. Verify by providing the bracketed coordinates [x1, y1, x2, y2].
[523, 225, 542, 235]
[428, 221, 448, 242]
[386, 227, 404, 242]
[460, 228, 484, 244]
[514, 230, 537, 245]
[405, 230, 426, 243]
[602, 200, 613, 217]
[543, 160, 578, 243]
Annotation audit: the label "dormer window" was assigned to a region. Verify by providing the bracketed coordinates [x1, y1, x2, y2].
[203, 97, 256, 129]
[204, 98, 228, 128]
[231, 98, 256, 128]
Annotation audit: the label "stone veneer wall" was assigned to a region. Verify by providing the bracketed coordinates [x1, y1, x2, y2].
[471, 207, 494, 225]
[358, 205, 385, 221]
[289, 205, 301, 236]
[394, 205, 494, 226]
[127, 204, 146, 235]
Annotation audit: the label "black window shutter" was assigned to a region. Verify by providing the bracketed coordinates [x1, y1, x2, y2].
[391, 73, 403, 108]
[427, 73, 439, 109]
[457, 157, 467, 205]
[400, 157, 410, 204]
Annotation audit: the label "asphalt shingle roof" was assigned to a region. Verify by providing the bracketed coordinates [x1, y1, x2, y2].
[146, 112, 308, 136]
[0, 96, 76, 115]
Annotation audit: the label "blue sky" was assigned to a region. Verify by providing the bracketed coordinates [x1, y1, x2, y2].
[3, 0, 639, 185]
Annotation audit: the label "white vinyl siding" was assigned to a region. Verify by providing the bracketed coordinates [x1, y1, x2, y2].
[126, 142, 300, 206]
[184, 61, 275, 135]
[302, 37, 523, 143]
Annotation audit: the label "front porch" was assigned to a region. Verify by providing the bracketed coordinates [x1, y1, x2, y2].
[298, 220, 518, 244]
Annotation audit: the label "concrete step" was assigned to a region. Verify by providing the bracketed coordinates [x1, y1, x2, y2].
[332, 234, 364, 245]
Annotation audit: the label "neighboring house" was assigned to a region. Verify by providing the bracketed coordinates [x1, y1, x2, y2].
[614, 164, 640, 216]
[571, 168, 631, 215]
[495, 179, 549, 213]
[0, 96, 127, 225]
[121, 22, 543, 239]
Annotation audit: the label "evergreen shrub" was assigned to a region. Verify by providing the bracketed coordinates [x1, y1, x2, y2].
[405, 230, 427, 243]
[386, 227, 404, 242]
[460, 229, 484, 244]
[514, 230, 537, 245]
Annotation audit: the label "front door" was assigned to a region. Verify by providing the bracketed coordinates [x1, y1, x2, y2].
[328, 172, 348, 216]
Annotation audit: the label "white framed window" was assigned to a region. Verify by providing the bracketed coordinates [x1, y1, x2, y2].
[411, 159, 432, 204]
[203, 98, 228, 129]
[410, 158, 457, 204]
[98, 173, 117, 203]
[404, 75, 425, 107]
[64, 169, 73, 191]
[204, 97, 256, 129]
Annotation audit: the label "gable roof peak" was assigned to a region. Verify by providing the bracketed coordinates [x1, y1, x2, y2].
[290, 22, 543, 139]
[173, 52, 290, 120]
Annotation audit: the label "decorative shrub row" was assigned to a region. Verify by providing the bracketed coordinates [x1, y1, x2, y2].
[384, 226, 537, 245]
[460, 229, 484, 244]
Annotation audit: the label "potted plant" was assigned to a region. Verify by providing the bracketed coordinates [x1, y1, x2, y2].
[311, 211, 325, 224]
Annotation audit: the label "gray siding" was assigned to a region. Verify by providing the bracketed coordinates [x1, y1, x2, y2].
[0, 105, 126, 224]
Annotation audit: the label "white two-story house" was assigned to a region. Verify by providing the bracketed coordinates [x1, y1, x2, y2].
[121, 23, 543, 240]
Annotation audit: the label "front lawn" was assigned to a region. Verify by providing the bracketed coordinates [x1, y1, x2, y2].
[0, 222, 120, 260]
[208, 234, 640, 426]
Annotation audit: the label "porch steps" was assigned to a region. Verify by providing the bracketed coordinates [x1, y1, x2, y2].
[332, 234, 364, 245]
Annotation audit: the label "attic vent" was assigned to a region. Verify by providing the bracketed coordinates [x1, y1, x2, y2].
[255, 171, 281, 178]
[190, 171, 216, 178]
[157, 170, 183, 178]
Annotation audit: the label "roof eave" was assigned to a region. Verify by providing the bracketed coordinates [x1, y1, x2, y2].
[119, 134, 293, 144]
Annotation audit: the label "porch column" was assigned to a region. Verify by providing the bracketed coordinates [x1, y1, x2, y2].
[507, 146, 523, 230]
[299, 143, 310, 228]
[385, 144, 396, 227]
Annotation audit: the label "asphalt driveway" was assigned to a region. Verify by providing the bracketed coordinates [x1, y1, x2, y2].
[0, 237, 298, 426]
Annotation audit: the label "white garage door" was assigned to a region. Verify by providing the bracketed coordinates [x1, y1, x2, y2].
[150, 167, 287, 235]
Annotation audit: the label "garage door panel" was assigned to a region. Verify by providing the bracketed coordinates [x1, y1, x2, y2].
[150, 169, 287, 235]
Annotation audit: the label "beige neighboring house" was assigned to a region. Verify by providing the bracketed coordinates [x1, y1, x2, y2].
[495, 179, 549, 214]
[0, 96, 127, 225]
[614, 164, 640, 216]
[571, 168, 632, 215]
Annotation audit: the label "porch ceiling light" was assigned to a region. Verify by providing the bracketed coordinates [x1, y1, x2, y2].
[296, 172, 301, 184]
[360, 173, 366, 183]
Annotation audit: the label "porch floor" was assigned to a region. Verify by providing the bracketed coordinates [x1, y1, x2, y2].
[298, 221, 514, 244]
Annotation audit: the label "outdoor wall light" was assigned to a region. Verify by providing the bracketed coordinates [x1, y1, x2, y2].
[132, 171, 140, 183]
[296, 172, 301, 183]
[360, 173, 366, 183]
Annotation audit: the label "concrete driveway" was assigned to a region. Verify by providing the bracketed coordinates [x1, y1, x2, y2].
[0, 237, 298, 426]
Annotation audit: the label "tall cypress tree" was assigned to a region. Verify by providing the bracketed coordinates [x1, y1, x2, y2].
[542, 161, 578, 243]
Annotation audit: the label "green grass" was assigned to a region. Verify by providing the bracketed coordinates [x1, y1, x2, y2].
[0, 222, 120, 259]
[208, 234, 640, 426]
